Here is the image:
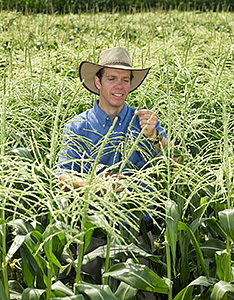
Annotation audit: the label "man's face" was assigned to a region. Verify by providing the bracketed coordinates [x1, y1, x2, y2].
[94, 68, 131, 113]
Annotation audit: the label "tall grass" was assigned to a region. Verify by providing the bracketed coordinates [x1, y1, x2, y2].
[0, 8, 233, 299]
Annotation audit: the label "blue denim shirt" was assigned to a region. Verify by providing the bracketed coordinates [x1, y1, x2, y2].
[58, 100, 167, 175]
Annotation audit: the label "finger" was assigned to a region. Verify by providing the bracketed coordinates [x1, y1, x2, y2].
[135, 109, 151, 116]
[136, 110, 157, 121]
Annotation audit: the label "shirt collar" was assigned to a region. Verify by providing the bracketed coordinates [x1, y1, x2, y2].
[93, 100, 128, 125]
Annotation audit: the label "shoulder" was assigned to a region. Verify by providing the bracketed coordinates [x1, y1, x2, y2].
[64, 109, 91, 132]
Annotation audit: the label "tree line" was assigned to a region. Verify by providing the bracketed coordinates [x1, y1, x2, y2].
[1, 0, 233, 13]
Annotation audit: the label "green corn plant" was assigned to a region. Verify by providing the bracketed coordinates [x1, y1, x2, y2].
[0, 73, 9, 299]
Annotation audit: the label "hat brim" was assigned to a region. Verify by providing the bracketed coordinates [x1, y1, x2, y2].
[79, 61, 151, 95]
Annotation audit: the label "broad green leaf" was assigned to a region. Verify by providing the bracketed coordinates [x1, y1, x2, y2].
[178, 221, 209, 277]
[84, 218, 95, 254]
[165, 201, 180, 275]
[215, 250, 231, 281]
[75, 282, 117, 300]
[43, 226, 62, 269]
[9, 280, 24, 295]
[115, 281, 138, 300]
[49, 296, 84, 300]
[51, 281, 74, 296]
[199, 238, 226, 258]
[205, 218, 226, 240]
[174, 276, 216, 300]
[211, 281, 234, 300]
[83, 242, 161, 265]
[218, 209, 234, 241]
[103, 262, 169, 293]
[8, 219, 34, 235]
[0, 280, 8, 300]
[20, 243, 46, 289]
[11, 147, 34, 162]
[21, 287, 45, 300]
[6, 234, 26, 263]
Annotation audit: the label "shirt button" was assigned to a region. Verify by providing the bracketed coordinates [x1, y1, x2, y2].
[103, 124, 105, 127]
[106, 117, 109, 120]
[119, 123, 121, 126]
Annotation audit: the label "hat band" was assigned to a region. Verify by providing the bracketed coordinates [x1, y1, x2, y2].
[102, 61, 132, 67]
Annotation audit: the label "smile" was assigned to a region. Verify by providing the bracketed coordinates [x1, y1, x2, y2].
[113, 93, 123, 97]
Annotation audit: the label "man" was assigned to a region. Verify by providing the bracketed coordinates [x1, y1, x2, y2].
[58, 47, 167, 192]
[57, 47, 168, 289]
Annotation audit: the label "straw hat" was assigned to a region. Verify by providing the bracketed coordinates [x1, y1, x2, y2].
[79, 47, 151, 95]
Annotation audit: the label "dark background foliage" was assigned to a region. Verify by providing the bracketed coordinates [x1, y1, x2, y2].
[0, 0, 233, 14]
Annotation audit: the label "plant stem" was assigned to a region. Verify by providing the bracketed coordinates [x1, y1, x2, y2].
[224, 235, 231, 282]
[0, 79, 9, 299]
[103, 231, 112, 285]
[165, 230, 172, 300]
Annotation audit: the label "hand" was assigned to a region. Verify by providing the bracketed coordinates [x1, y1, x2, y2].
[100, 172, 126, 193]
[135, 109, 158, 140]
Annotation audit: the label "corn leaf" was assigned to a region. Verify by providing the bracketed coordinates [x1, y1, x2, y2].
[103, 262, 169, 293]
[174, 276, 216, 300]
[165, 201, 180, 275]
[21, 288, 45, 300]
[211, 281, 234, 300]
[83, 242, 161, 264]
[51, 281, 74, 296]
[75, 282, 117, 300]
[114, 281, 138, 300]
[218, 209, 234, 241]
[49, 296, 84, 300]
[178, 221, 209, 277]
[0, 280, 8, 300]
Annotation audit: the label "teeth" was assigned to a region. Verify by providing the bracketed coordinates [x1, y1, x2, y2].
[113, 94, 123, 96]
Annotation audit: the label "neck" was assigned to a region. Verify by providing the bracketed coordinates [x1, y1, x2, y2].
[98, 101, 124, 122]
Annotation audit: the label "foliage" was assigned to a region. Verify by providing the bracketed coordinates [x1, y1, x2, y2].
[0, 8, 234, 300]
[0, 0, 233, 13]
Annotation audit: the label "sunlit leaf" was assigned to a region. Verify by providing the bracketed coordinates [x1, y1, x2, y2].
[115, 281, 138, 300]
[174, 276, 216, 300]
[49, 296, 84, 300]
[215, 250, 231, 281]
[75, 282, 117, 300]
[211, 281, 234, 300]
[83, 242, 161, 265]
[11, 147, 34, 162]
[51, 281, 74, 296]
[103, 262, 169, 293]
[21, 287, 45, 300]
[6, 235, 26, 263]
[218, 209, 234, 241]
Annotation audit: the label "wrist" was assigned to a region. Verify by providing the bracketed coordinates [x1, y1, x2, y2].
[149, 130, 163, 145]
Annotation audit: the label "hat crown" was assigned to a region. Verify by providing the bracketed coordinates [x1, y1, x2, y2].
[99, 47, 132, 67]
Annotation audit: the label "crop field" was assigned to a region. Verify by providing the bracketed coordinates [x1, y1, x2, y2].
[0, 7, 234, 300]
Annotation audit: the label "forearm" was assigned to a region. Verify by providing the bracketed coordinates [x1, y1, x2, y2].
[148, 129, 167, 154]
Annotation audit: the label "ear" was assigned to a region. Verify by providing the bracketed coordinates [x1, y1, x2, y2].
[94, 76, 101, 90]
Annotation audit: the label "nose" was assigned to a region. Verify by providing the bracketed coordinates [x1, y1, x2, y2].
[114, 79, 124, 89]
